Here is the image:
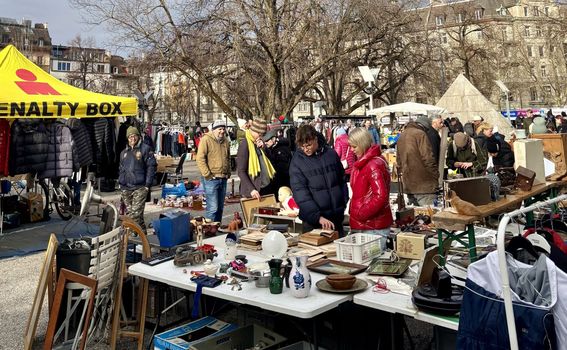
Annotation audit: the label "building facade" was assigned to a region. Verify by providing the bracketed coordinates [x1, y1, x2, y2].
[0, 17, 52, 72]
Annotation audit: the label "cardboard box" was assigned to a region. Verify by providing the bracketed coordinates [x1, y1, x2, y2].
[25, 192, 44, 222]
[154, 316, 237, 350]
[514, 139, 545, 184]
[395, 232, 426, 259]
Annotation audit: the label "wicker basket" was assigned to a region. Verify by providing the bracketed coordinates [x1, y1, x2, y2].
[334, 233, 383, 264]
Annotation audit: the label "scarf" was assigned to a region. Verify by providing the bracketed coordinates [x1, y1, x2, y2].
[245, 130, 276, 180]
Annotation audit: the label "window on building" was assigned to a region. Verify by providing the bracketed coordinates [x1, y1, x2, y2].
[539, 46, 544, 57]
[541, 65, 547, 77]
[456, 13, 464, 23]
[533, 6, 539, 16]
[474, 9, 484, 20]
[36, 56, 43, 65]
[441, 33, 448, 44]
[527, 46, 533, 57]
[113, 66, 118, 74]
[530, 66, 536, 77]
[97, 64, 105, 73]
[544, 7, 549, 16]
[535, 28, 541, 37]
[38, 39, 44, 47]
[530, 87, 538, 101]
[57, 62, 71, 71]
[543, 85, 552, 95]
[524, 26, 530, 36]
[476, 29, 483, 39]
[550, 45, 556, 53]
[435, 15, 445, 26]
[524, 7, 529, 16]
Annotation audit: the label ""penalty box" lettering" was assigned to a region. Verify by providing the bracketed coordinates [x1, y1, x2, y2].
[0, 101, 123, 117]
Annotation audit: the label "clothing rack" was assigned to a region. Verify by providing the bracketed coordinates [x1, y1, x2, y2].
[496, 193, 567, 350]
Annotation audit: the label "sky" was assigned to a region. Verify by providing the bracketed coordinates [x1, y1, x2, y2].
[0, 0, 116, 52]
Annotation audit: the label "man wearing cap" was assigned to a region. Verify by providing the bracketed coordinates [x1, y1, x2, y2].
[196, 119, 231, 222]
[237, 119, 276, 200]
[397, 117, 439, 206]
[446, 132, 488, 178]
[119, 126, 157, 231]
[262, 128, 292, 192]
[464, 115, 484, 137]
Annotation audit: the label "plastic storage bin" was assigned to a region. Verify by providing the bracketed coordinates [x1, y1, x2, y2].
[334, 233, 383, 264]
[189, 324, 286, 350]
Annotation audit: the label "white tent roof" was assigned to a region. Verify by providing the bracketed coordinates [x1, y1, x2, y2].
[436, 73, 513, 137]
[369, 102, 446, 115]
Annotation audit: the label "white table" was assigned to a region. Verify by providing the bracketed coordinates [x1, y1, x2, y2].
[128, 235, 352, 319]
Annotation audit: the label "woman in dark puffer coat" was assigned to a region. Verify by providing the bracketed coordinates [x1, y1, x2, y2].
[290, 125, 346, 236]
[348, 128, 393, 248]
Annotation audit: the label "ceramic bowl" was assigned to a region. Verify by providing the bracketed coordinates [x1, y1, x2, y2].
[326, 274, 356, 290]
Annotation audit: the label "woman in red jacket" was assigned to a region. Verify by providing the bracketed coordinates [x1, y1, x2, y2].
[348, 128, 393, 247]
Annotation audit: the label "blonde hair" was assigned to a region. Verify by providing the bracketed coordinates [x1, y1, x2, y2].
[476, 122, 493, 135]
[348, 127, 373, 154]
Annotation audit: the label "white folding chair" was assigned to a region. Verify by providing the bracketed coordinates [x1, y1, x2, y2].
[56, 227, 124, 348]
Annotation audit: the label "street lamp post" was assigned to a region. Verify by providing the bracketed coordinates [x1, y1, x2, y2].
[358, 66, 379, 115]
[495, 80, 512, 125]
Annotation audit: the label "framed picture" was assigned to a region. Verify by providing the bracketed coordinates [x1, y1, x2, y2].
[367, 258, 412, 277]
[307, 259, 367, 275]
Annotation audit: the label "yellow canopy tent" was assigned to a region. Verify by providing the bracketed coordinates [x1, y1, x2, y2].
[0, 44, 137, 118]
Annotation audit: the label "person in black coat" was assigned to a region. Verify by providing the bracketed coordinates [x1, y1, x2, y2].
[262, 129, 292, 193]
[290, 125, 346, 236]
[486, 137, 514, 168]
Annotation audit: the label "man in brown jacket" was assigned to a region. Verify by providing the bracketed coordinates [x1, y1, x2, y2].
[196, 119, 231, 222]
[396, 120, 439, 206]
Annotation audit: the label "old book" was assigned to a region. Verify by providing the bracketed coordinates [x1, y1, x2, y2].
[298, 230, 339, 246]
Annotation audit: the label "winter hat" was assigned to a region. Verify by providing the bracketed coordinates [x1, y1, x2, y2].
[416, 115, 432, 127]
[472, 115, 484, 122]
[250, 119, 268, 135]
[486, 138, 500, 153]
[262, 129, 278, 142]
[237, 118, 248, 130]
[126, 126, 140, 138]
[454, 132, 469, 148]
[211, 119, 226, 130]
[336, 127, 346, 136]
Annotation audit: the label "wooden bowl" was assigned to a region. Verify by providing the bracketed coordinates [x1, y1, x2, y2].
[326, 274, 356, 290]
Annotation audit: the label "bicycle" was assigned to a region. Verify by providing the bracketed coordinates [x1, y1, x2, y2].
[9, 175, 76, 221]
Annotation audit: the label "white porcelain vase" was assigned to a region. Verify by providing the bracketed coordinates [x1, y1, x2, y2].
[288, 256, 311, 298]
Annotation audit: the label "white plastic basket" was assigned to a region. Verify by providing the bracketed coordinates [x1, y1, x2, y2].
[334, 233, 383, 264]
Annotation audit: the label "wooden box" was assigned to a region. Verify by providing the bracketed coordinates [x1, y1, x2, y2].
[530, 133, 567, 180]
[395, 232, 426, 260]
[258, 206, 280, 216]
[444, 176, 492, 206]
[515, 166, 536, 191]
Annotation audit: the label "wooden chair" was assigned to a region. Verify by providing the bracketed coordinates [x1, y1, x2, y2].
[44, 269, 97, 350]
[110, 216, 151, 350]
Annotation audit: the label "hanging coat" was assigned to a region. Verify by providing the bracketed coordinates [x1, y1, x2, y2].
[39, 121, 74, 179]
[9, 119, 48, 176]
[457, 251, 567, 349]
[0, 119, 10, 176]
[66, 118, 93, 171]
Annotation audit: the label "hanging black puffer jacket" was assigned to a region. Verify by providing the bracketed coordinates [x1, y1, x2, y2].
[66, 119, 94, 171]
[39, 120, 74, 179]
[9, 119, 49, 176]
[83, 118, 116, 177]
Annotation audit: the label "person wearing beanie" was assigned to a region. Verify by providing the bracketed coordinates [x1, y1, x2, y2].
[464, 115, 484, 137]
[397, 116, 440, 206]
[118, 124, 157, 231]
[486, 136, 515, 168]
[290, 124, 347, 236]
[236, 118, 276, 200]
[196, 119, 231, 222]
[446, 132, 488, 178]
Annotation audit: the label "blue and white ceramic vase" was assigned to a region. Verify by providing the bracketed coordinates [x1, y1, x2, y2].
[288, 255, 311, 298]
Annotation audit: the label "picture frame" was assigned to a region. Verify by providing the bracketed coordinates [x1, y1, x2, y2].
[240, 195, 277, 227]
[307, 259, 367, 275]
[366, 257, 412, 277]
[24, 234, 58, 350]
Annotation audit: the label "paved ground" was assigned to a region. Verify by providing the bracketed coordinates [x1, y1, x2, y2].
[0, 158, 437, 349]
